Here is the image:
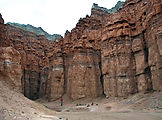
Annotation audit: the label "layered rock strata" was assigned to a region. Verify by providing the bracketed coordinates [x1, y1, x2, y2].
[0, 19, 52, 100]
[0, 0, 162, 101]
[101, 0, 162, 97]
[47, 39, 65, 101]
[0, 47, 22, 92]
[63, 49, 103, 100]
[62, 15, 104, 100]
[64, 0, 162, 98]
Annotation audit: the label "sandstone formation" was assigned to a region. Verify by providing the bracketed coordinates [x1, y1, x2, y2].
[47, 39, 65, 101]
[0, 0, 162, 101]
[101, 0, 162, 97]
[0, 17, 51, 100]
[0, 47, 22, 92]
[63, 49, 103, 100]
[62, 16, 103, 100]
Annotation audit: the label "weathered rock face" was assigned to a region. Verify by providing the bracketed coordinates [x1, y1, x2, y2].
[63, 15, 104, 100]
[47, 40, 65, 101]
[0, 0, 161, 101]
[0, 13, 64, 100]
[64, 50, 102, 100]
[101, 36, 137, 97]
[0, 47, 22, 92]
[8, 28, 52, 100]
[0, 19, 52, 100]
[101, 0, 162, 97]
[144, 0, 162, 91]
[63, 0, 162, 99]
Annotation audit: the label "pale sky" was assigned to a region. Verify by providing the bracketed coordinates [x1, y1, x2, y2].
[0, 0, 125, 36]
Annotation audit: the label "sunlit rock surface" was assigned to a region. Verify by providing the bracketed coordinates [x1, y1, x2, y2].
[0, 0, 161, 101]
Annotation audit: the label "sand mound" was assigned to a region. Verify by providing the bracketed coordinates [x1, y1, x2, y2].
[0, 81, 58, 120]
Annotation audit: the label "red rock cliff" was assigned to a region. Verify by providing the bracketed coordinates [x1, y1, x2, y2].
[0, 47, 22, 92]
[0, 0, 162, 101]
[0, 16, 52, 100]
[63, 0, 162, 99]
[101, 0, 162, 97]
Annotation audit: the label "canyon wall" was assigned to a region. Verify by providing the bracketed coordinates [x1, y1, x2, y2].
[47, 39, 65, 101]
[0, 18, 52, 100]
[0, 0, 161, 101]
[62, 16, 103, 100]
[0, 47, 22, 92]
[62, 0, 162, 99]
[0, 13, 65, 100]
[101, 0, 162, 97]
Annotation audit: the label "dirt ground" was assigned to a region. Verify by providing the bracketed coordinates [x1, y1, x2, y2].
[0, 79, 162, 120]
[0, 81, 58, 120]
[38, 92, 162, 120]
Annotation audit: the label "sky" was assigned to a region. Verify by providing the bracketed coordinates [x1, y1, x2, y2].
[0, 0, 125, 36]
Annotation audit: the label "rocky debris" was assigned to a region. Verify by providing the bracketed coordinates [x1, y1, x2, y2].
[0, 80, 58, 120]
[0, 47, 22, 92]
[7, 22, 62, 41]
[121, 91, 162, 111]
[42, 91, 162, 114]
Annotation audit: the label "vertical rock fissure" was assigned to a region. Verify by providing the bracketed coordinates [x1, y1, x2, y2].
[29, 71, 32, 99]
[131, 51, 138, 93]
[142, 31, 149, 63]
[100, 10, 106, 96]
[45, 68, 49, 98]
[23, 69, 26, 97]
[48, 67, 52, 101]
[37, 72, 41, 98]
[98, 50, 105, 96]
[142, 30, 153, 91]
[144, 66, 152, 91]
[63, 54, 67, 95]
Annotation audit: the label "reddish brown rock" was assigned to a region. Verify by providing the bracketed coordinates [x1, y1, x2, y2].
[0, 47, 22, 92]
[47, 40, 65, 101]
[102, 36, 137, 97]
[102, 0, 162, 96]
[0, 0, 161, 101]
[0, 23, 53, 100]
[63, 16, 103, 100]
[64, 50, 102, 100]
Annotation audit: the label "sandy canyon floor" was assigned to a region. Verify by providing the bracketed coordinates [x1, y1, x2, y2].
[0, 80, 162, 120]
[38, 91, 162, 120]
